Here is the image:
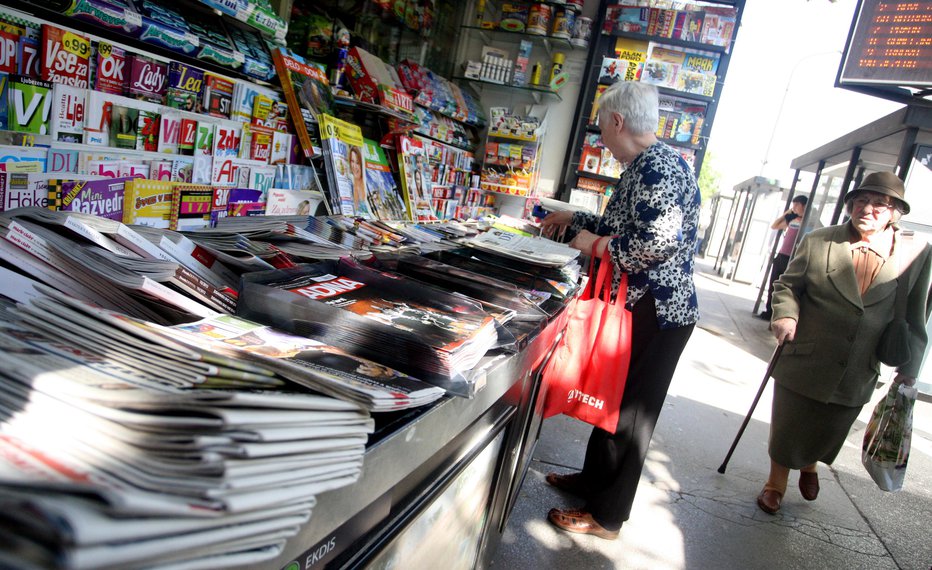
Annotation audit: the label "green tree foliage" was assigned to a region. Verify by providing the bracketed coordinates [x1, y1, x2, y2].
[697, 150, 722, 202]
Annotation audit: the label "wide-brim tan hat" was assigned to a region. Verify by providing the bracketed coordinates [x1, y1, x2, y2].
[843, 171, 910, 214]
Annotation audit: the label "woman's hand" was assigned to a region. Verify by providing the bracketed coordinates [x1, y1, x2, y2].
[540, 211, 574, 238]
[569, 230, 606, 257]
[893, 373, 917, 387]
[772, 317, 796, 345]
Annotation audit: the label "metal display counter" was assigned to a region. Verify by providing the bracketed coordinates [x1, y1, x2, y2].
[250, 305, 569, 570]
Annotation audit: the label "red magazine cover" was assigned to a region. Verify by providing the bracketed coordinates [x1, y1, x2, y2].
[202, 73, 234, 119]
[40, 24, 90, 88]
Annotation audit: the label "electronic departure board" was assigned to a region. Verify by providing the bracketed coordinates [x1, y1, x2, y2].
[838, 0, 932, 88]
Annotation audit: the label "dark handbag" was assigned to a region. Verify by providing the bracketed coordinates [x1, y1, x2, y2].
[876, 318, 910, 367]
[876, 262, 911, 367]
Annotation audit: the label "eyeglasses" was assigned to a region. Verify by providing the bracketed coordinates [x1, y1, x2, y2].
[852, 197, 895, 213]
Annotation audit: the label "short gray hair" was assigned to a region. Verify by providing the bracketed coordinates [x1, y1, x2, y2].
[597, 81, 659, 135]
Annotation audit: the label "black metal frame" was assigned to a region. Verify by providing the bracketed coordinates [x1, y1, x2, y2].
[556, 0, 746, 202]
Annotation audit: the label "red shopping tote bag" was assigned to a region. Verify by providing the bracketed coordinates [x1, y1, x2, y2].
[540, 250, 631, 432]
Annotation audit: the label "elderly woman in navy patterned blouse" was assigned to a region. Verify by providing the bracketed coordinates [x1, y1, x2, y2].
[540, 80, 701, 540]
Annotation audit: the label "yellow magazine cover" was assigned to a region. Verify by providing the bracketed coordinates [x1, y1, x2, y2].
[613, 38, 649, 83]
[319, 114, 372, 218]
[122, 179, 174, 228]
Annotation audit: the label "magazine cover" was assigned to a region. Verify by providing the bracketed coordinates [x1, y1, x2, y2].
[248, 164, 277, 196]
[169, 183, 213, 231]
[230, 79, 279, 124]
[18, 32, 40, 78]
[3, 172, 50, 211]
[51, 177, 129, 221]
[7, 75, 52, 135]
[588, 85, 607, 124]
[194, 121, 215, 155]
[271, 47, 332, 160]
[396, 135, 437, 222]
[157, 112, 182, 154]
[0, 74, 8, 130]
[0, 29, 16, 77]
[49, 83, 85, 143]
[84, 89, 111, 146]
[0, 145, 48, 173]
[641, 60, 678, 89]
[319, 113, 368, 218]
[47, 148, 79, 174]
[270, 131, 293, 165]
[109, 102, 139, 149]
[136, 108, 161, 152]
[202, 72, 234, 118]
[244, 123, 274, 163]
[226, 188, 265, 217]
[178, 117, 197, 154]
[613, 37, 649, 82]
[238, 259, 497, 390]
[213, 120, 242, 158]
[675, 69, 716, 97]
[363, 138, 407, 221]
[40, 24, 90, 88]
[265, 188, 320, 216]
[150, 160, 173, 181]
[122, 178, 174, 228]
[94, 41, 126, 95]
[125, 54, 167, 104]
[598, 57, 628, 84]
[165, 61, 204, 111]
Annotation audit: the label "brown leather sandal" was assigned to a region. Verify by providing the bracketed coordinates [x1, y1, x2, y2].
[547, 508, 619, 540]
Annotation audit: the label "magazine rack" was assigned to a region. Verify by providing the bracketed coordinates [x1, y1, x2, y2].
[559, 0, 746, 205]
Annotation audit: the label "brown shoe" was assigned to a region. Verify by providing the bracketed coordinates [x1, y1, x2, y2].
[547, 508, 619, 540]
[545, 471, 587, 497]
[799, 471, 819, 501]
[757, 488, 783, 514]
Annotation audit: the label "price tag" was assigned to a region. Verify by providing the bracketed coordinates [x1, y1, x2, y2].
[61, 31, 90, 59]
[124, 9, 142, 28]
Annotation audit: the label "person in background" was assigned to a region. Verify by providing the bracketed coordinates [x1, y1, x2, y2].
[758, 172, 932, 514]
[540, 80, 700, 540]
[758, 194, 808, 320]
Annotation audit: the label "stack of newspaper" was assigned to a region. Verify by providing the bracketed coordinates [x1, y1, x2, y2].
[0, 208, 238, 323]
[214, 215, 360, 260]
[0, 292, 373, 569]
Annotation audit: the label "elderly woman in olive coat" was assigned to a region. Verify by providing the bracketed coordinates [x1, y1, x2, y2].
[759, 171, 932, 514]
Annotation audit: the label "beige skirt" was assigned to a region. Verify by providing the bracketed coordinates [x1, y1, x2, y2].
[768, 384, 863, 469]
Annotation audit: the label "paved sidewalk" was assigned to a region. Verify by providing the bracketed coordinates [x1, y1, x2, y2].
[491, 259, 932, 570]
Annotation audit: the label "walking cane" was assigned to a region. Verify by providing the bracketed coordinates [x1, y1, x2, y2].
[717, 343, 784, 474]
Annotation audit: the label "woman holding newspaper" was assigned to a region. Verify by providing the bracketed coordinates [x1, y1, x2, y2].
[540, 80, 701, 540]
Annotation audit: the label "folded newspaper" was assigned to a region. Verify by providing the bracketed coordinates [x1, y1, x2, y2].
[465, 229, 580, 268]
